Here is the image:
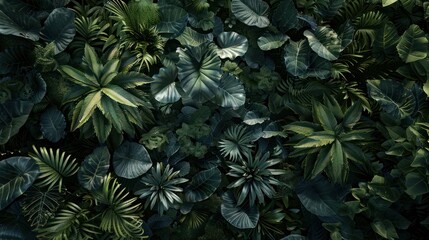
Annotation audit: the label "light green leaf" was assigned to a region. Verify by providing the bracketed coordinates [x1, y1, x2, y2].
[83, 44, 102, 79]
[295, 131, 335, 148]
[113, 141, 152, 179]
[304, 26, 341, 61]
[396, 24, 428, 63]
[185, 168, 221, 202]
[0, 157, 39, 210]
[74, 91, 102, 130]
[102, 85, 138, 107]
[313, 101, 337, 130]
[216, 32, 248, 60]
[283, 121, 320, 136]
[382, 0, 398, 7]
[78, 146, 110, 191]
[231, 0, 270, 28]
[257, 33, 289, 51]
[59, 65, 99, 88]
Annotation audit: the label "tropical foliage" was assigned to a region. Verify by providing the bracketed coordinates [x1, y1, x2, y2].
[1, 0, 429, 239]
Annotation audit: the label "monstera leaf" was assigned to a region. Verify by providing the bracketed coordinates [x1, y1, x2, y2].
[0, 157, 39, 210]
[231, 0, 270, 28]
[367, 79, 416, 119]
[304, 26, 341, 61]
[284, 39, 310, 77]
[0, 100, 33, 145]
[40, 106, 66, 143]
[40, 8, 76, 54]
[78, 146, 110, 191]
[216, 74, 246, 108]
[151, 65, 181, 103]
[257, 33, 289, 51]
[177, 43, 222, 102]
[113, 141, 153, 179]
[216, 32, 248, 60]
[0, 10, 40, 41]
[157, 4, 188, 39]
[185, 168, 221, 202]
[397, 24, 428, 63]
[221, 191, 259, 229]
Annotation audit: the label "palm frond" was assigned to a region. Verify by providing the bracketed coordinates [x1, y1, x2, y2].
[29, 146, 79, 192]
[218, 124, 254, 162]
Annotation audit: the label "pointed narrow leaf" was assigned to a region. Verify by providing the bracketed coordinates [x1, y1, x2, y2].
[216, 32, 248, 60]
[304, 26, 341, 61]
[313, 101, 337, 130]
[102, 85, 138, 107]
[74, 91, 102, 130]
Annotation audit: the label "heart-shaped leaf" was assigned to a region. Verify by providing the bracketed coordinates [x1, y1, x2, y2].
[216, 74, 246, 108]
[221, 191, 259, 229]
[40, 106, 66, 143]
[157, 4, 188, 39]
[231, 0, 270, 28]
[397, 24, 428, 63]
[0, 10, 40, 41]
[78, 146, 110, 191]
[258, 33, 289, 51]
[113, 141, 153, 179]
[40, 8, 76, 53]
[304, 26, 341, 61]
[185, 168, 221, 202]
[284, 39, 310, 77]
[216, 32, 248, 60]
[152, 65, 181, 103]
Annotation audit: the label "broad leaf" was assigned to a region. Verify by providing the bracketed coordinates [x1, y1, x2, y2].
[0, 46, 33, 75]
[185, 168, 221, 202]
[314, 0, 345, 19]
[157, 4, 188, 39]
[177, 43, 222, 102]
[397, 24, 428, 63]
[405, 172, 429, 198]
[231, 0, 270, 28]
[92, 109, 112, 143]
[367, 79, 416, 119]
[304, 26, 341, 61]
[216, 74, 246, 108]
[78, 146, 110, 191]
[221, 191, 259, 229]
[152, 66, 181, 104]
[40, 7, 75, 54]
[284, 40, 310, 77]
[216, 32, 248, 60]
[0, 10, 40, 41]
[40, 106, 66, 143]
[371, 219, 399, 239]
[176, 27, 213, 47]
[113, 141, 152, 179]
[382, 0, 398, 7]
[373, 22, 400, 58]
[0, 157, 39, 210]
[0, 100, 33, 145]
[257, 33, 289, 51]
[272, 0, 298, 31]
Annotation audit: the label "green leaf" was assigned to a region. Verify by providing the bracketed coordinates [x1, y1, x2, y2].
[283, 121, 320, 136]
[338, 21, 354, 50]
[257, 33, 289, 51]
[0, 157, 39, 210]
[113, 141, 152, 179]
[78, 146, 110, 191]
[40, 107, 66, 143]
[342, 101, 362, 129]
[216, 32, 249, 60]
[185, 168, 221, 202]
[272, 0, 298, 31]
[304, 26, 341, 61]
[382, 0, 398, 7]
[0, 100, 33, 145]
[177, 43, 222, 102]
[396, 24, 428, 63]
[73, 91, 102, 130]
[221, 191, 259, 229]
[373, 22, 400, 58]
[0, 10, 40, 41]
[102, 85, 139, 107]
[151, 65, 181, 103]
[40, 8, 75, 54]
[367, 79, 416, 119]
[314, 0, 345, 19]
[92, 109, 112, 143]
[371, 219, 399, 239]
[231, 0, 270, 28]
[216, 74, 246, 108]
[405, 172, 429, 198]
[280, 234, 306, 240]
[83, 44, 102, 79]
[295, 131, 335, 148]
[176, 27, 213, 47]
[59, 65, 99, 88]
[284, 39, 310, 77]
[157, 4, 188, 39]
[313, 101, 337, 130]
[330, 140, 346, 183]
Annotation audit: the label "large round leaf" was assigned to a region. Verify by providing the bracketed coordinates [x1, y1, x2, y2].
[284, 39, 310, 77]
[221, 191, 259, 229]
[0, 10, 40, 41]
[0, 157, 39, 210]
[216, 32, 248, 60]
[396, 24, 428, 63]
[231, 0, 270, 28]
[157, 4, 188, 39]
[40, 8, 76, 54]
[177, 43, 222, 102]
[78, 146, 110, 191]
[151, 65, 181, 103]
[257, 33, 289, 51]
[0, 100, 33, 145]
[185, 168, 221, 202]
[40, 106, 66, 143]
[113, 141, 153, 179]
[304, 26, 341, 61]
[216, 74, 246, 108]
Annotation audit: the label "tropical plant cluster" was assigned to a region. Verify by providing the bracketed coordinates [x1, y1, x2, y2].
[1, 0, 429, 239]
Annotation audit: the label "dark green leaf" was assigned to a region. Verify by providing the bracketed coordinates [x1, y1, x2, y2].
[397, 24, 428, 63]
[113, 141, 152, 179]
[221, 191, 259, 229]
[78, 146, 110, 191]
[40, 8, 75, 54]
[272, 0, 298, 31]
[216, 32, 248, 60]
[216, 74, 246, 108]
[257, 33, 289, 51]
[0, 10, 40, 41]
[151, 65, 181, 103]
[157, 4, 188, 39]
[185, 168, 221, 202]
[40, 106, 66, 143]
[405, 172, 429, 198]
[0, 100, 33, 145]
[231, 0, 270, 28]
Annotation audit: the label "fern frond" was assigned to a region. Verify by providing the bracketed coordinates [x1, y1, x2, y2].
[277, 77, 334, 105]
[29, 146, 78, 192]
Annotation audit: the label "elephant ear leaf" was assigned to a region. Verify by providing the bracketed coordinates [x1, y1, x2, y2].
[216, 74, 246, 108]
[231, 0, 270, 28]
[0, 157, 39, 210]
[113, 141, 153, 179]
[40, 8, 76, 54]
[272, 0, 298, 31]
[284, 39, 310, 77]
[177, 43, 222, 102]
[304, 26, 341, 61]
[152, 65, 181, 103]
[221, 191, 259, 229]
[40, 106, 66, 143]
[0, 100, 33, 145]
[157, 4, 188, 39]
[216, 32, 249, 60]
[185, 168, 221, 202]
[396, 24, 428, 63]
[257, 33, 289, 51]
[78, 146, 110, 191]
[0, 10, 40, 41]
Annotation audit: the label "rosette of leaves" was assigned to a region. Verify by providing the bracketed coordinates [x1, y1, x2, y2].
[135, 162, 188, 215]
[284, 97, 373, 183]
[226, 150, 286, 207]
[58, 44, 153, 142]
